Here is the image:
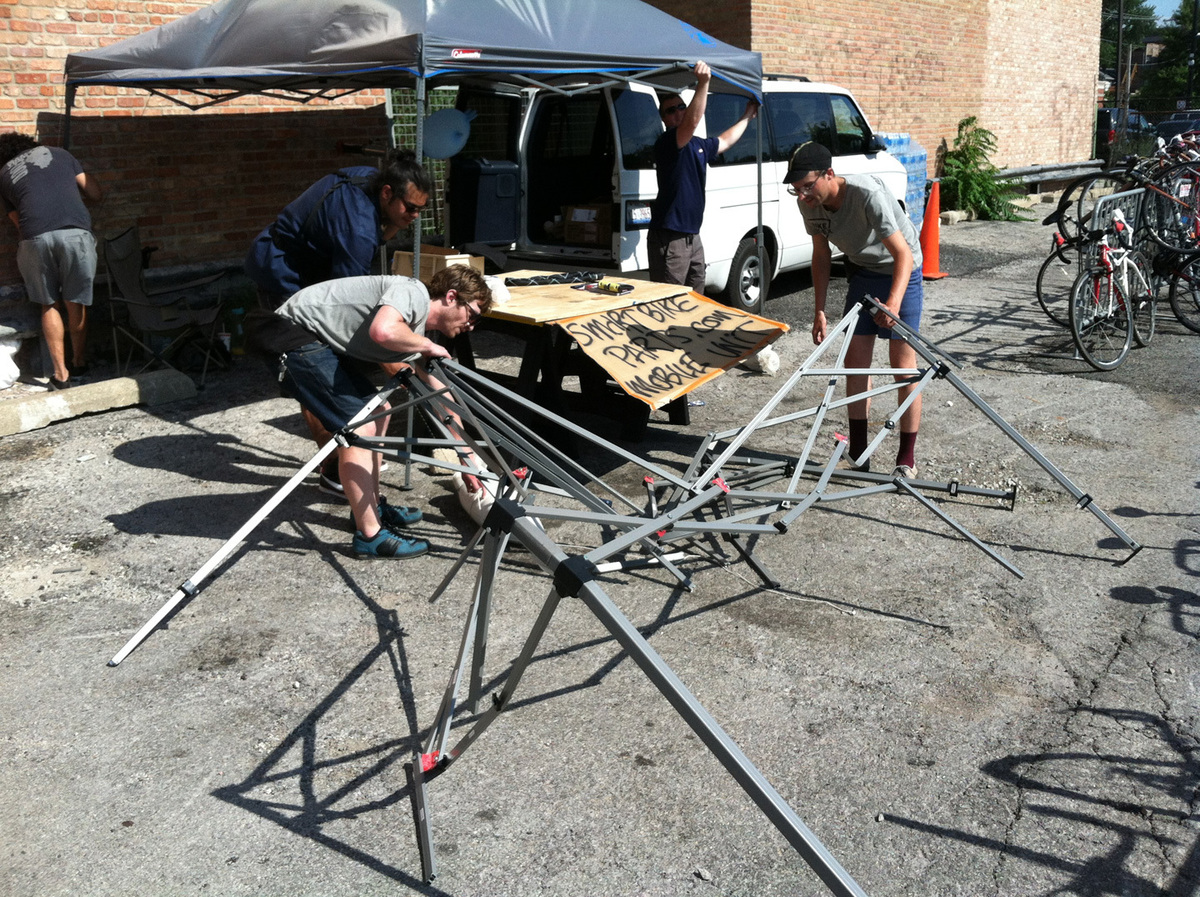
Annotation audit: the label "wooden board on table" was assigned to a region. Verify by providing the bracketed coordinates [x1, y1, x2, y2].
[489, 270, 689, 325]
[557, 293, 790, 411]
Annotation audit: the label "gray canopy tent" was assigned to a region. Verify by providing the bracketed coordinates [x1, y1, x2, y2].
[63, 0, 765, 284]
[63, 0, 762, 124]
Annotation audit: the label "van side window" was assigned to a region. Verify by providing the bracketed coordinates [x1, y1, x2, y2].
[705, 93, 764, 166]
[612, 88, 662, 171]
[830, 94, 872, 156]
[764, 92, 835, 162]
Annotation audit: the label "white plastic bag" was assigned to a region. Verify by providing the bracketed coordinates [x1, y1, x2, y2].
[452, 469, 496, 525]
[0, 338, 20, 389]
[741, 345, 780, 376]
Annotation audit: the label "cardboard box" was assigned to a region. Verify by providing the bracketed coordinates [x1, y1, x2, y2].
[563, 204, 612, 247]
[391, 245, 485, 280]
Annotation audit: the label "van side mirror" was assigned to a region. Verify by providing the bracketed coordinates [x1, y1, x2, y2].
[865, 134, 886, 154]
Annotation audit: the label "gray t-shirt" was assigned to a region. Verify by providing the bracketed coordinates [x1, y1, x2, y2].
[798, 173, 922, 275]
[276, 275, 430, 364]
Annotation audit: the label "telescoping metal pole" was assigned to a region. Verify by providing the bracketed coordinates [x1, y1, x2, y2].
[107, 376, 408, 666]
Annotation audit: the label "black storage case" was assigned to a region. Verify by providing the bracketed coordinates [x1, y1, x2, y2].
[449, 157, 520, 246]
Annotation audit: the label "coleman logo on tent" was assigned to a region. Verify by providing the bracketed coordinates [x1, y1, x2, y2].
[451, 49, 481, 59]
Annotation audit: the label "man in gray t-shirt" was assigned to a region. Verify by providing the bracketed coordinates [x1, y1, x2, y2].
[787, 141, 925, 479]
[275, 265, 493, 559]
[0, 132, 103, 388]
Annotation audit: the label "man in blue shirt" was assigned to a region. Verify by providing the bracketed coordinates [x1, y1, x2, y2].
[246, 148, 432, 306]
[649, 61, 758, 291]
[246, 148, 432, 497]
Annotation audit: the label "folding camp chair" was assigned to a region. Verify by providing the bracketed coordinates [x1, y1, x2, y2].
[103, 226, 232, 386]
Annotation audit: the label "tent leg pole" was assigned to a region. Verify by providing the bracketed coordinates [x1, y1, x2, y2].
[64, 85, 75, 149]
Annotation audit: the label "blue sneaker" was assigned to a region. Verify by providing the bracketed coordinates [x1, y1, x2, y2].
[353, 528, 429, 559]
[380, 495, 423, 527]
[350, 496, 423, 531]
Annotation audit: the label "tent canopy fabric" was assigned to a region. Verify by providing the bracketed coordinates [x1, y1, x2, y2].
[63, 0, 762, 107]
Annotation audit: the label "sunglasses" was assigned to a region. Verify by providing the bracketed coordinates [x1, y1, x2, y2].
[661, 103, 686, 115]
[464, 303, 482, 325]
[395, 196, 427, 215]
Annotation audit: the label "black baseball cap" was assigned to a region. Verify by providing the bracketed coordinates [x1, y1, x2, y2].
[783, 142, 833, 183]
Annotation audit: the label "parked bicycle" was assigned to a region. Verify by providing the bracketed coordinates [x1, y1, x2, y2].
[1068, 208, 1156, 371]
[1036, 229, 1084, 327]
[1164, 251, 1200, 333]
[1036, 151, 1200, 337]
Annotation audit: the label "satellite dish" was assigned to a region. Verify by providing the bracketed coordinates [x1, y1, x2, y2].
[423, 108, 475, 159]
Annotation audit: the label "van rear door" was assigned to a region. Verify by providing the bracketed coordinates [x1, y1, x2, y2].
[520, 84, 661, 270]
[453, 82, 661, 271]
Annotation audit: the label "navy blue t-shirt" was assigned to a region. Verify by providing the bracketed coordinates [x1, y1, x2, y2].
[650, 131, 719, 234]
[244, 166, 382, 301]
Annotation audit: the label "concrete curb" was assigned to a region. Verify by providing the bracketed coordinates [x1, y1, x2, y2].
[0, 368, 197, 436]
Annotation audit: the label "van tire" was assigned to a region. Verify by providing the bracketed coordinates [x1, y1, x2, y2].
[724, 238, 768, 315]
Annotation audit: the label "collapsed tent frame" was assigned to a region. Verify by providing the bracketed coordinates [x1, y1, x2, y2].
[105, 301, 1138, 894]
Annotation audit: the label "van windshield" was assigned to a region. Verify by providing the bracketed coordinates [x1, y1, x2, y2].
[829, 94, 873, 155]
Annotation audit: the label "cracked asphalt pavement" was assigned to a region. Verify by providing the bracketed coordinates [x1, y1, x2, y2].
[1, 215, 1197, 896]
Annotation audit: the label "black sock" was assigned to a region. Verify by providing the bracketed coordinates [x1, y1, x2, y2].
[896, 431, 918, 469]
[849, 418, 869, 462]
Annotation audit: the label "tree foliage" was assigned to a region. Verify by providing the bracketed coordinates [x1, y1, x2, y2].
[1133, 2, 1200, 114]
[1101, 0, 1163, 71]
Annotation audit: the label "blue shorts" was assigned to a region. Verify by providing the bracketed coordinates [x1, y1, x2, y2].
[843, 268, 923, 339]
[17, 228, 97, 307]
[280, 342, 379, 434]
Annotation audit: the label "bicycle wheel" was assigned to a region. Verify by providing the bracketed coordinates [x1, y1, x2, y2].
[1035, 248, 1078, 326]
[1168, 253, 1200, 332]
[1051, 172, 1130, 242]
[1073, 171, 1134, 242]
[1069, 266, 1133, 370]
[1144, 160, 1200, 253]
[1128, 250, 1158, 347]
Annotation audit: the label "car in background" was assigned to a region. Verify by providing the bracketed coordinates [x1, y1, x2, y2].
[1096, 108, 1116, 164]
[1097, 108, 1161, 164]
[1155, 112, 1200, 141]
[1104, 108, 1155, 137]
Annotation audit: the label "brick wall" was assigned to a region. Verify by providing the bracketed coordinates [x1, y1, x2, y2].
[0, 0, 1102, 294]
[650, 0, 1101, 172]
[0, 0, 390, 289]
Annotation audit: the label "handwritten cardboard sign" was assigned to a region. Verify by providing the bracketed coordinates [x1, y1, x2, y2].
[558, 292, 788, 410]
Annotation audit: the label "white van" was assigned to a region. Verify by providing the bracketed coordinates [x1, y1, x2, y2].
[448, 76, 909, 314]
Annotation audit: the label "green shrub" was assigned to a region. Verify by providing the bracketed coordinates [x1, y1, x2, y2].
[940, 117, 1026, 221]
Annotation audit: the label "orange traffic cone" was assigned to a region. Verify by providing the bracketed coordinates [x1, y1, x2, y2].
[920, 180, 948, 280]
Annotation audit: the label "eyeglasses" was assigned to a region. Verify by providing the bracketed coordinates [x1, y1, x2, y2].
[786, 177, 822, 197]
[661, 103, 686, 115]
[395, 196, 427, 215]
